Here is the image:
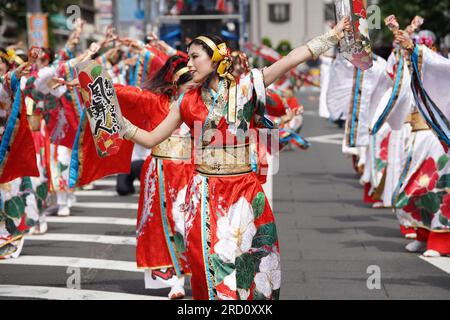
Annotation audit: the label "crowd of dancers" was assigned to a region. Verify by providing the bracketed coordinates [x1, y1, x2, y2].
[1, 11, 449, 301]
[1, 16, 336, 300]
[321, 15, 450, 259]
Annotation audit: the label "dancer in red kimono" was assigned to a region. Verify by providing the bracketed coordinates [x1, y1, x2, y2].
[114, 55, 197, 299]
[119, 17, 352, 300]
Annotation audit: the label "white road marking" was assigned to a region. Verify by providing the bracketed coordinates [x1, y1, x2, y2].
[26, 233, 136, 246]
[45, 216, 135, 226]
[75, 190, 138, 197]
[94, 180, 140, 187]
[303, 110, 318, 116]
[419, 256, 450, 274]
[0, 256, 141, 273]
[0, 285, 165, 300]
[72, 202, 138, 210]
[306, 133, 344, 145]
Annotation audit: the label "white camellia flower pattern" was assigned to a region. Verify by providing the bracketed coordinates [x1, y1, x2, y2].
[223, 270, 237, 291]
[214, 197, 257, 264]
[238, 289, 250, 300]
[24, 193, 39, 222]
[358, 18, 370, 39]
[172, 186, 187, 237]
[254, 252, 281, 299]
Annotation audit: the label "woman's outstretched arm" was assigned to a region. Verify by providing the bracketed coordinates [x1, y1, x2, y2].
[262, 16, 351, 87]
[121, 104, 183, 149]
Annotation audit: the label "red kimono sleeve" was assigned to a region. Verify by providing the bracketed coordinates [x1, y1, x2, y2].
[69, 86, 169, 187]
[176, 50, 189, 59]
[0, 89, 39, 183]
[265, 90, 288, 117]
[114, 84, 170, 131]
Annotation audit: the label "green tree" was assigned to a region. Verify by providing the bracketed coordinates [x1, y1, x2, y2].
[276, 40, 292, 56]
[0, 0, 80, 47]
[261, 37, 272, 48]
[375, 0, 450, 47]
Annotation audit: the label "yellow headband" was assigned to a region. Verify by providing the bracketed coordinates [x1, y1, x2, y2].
[5, 49, 25, 65]
[172, 67, 190, 84]
[14, 56, 25, 65]
[195, 36, 228, 63]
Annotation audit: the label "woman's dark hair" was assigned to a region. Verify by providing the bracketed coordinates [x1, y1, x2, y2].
[109, 49, 123, 65]
[17, 53, 28, 64]
[142, 55, 192, 96]
[0, 48, 8, 65]
[187, 34, 225, 59]
[42, 47, 55, 64]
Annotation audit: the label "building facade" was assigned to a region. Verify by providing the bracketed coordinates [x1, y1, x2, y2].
[249, 0, 333, 48]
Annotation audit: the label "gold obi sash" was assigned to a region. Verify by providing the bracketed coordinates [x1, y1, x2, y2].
[151, 134, 192, 160]
[405, 112, 430, 132]
[195, 143, 253, 176]
[26, 96, 41, 132]
[27, 114, 42, 131]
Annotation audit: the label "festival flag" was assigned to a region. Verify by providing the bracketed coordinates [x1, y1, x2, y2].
[170, 0, 184, 15]
[245, 42, 301, 79]
[335, 0, 373, 70]
[68, 84, 162, 188]
[68, 109, 134, 188]
[76, 60, 124, 157]
[216, 0, 225, 12]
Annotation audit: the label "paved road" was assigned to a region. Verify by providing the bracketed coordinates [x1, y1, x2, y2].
[278, 89, 450, 299]
[1, 89, 449, 300]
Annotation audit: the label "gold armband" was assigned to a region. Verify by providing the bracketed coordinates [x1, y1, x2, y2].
[306, 29, 340, 60]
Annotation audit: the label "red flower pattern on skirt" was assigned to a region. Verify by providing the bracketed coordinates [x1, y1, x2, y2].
[405, 158, 439, 197]
[441, 194, 450, 219]
[403, 197, 422, 222]
[380, 132, 391, 161]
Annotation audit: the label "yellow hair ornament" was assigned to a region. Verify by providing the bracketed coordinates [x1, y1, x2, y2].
[172, 66, 190, 84]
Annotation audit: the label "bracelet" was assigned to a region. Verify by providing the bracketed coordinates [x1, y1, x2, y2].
[121, 117, 139, 140]
[306, 30, 340, 60]
[260, 67, 267, 86]
[330, 28, 342, 41]
[127, 126, 139, 140]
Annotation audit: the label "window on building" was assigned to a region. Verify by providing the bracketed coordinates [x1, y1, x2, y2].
[80, 0, 96, 25]
[268, 3, 290, 23]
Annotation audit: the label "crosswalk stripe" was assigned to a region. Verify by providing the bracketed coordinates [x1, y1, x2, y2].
[419, 256, 450, 274]
[303, 110, 318, 116]
[75, 190, 138, 197]
[45, 216, 135, 226]
[26, 233, 136, 246]
[0, 285, 165, 300]
[307, 133, 344, 139]
[306, 133, 344, 145]
[72, 202, 139, 210]
[94, 180, 140, 187]
[0, 256, 141, 272]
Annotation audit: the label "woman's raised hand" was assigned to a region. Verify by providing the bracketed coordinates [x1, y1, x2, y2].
[394, 30, 414, 52]
[334, 16, 352, 40]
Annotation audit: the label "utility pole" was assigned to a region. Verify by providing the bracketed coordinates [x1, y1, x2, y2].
[112, 0, 118, 33]
[239, 0, 246, 50]
[26, 0, 48, 48]
[26, 0, 42, 13]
